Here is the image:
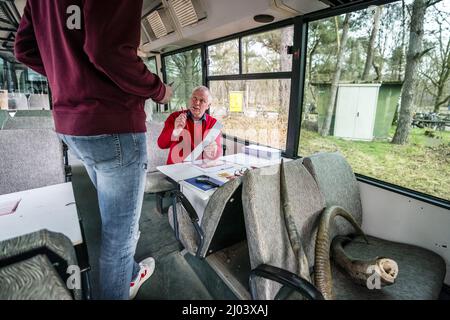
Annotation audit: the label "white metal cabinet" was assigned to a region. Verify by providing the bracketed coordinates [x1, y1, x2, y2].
[334, 84, 380, 141]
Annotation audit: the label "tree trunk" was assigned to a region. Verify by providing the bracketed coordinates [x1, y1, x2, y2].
[400, 0, 407, 81]
[433, 44, 450, 113]
[433, 85, 445, 113]
[362, 6, 383, 81]
[392, 0, 428, 145]
[320, 14, 351, 136]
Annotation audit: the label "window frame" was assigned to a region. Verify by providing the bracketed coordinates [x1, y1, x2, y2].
[158, 0, 450, 207]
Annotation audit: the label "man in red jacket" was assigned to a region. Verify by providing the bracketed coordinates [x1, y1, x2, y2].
[158, 86, 222, 164]
[15, 0, 172, 299]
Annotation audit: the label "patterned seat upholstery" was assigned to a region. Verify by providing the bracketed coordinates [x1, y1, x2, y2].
[168, 177, 244, 258]
[145, 120, 175, 214]
[28, 94, 50, 110]
[0, 229, 82, 300]
[303, 152, 446, 300]
[242, 160, 324, 300]
[0, 128, 65, 195]
[243, 154, 445, 300]
[3, 116, 55, 130]
[14, 110, 52, 117]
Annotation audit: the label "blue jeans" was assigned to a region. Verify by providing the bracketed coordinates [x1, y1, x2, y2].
[59, 133, 148, 300]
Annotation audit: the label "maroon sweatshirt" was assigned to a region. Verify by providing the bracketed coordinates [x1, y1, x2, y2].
[14, 0, 166, 135]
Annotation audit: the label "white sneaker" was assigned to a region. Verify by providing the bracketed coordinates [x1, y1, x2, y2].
[129, 257, 155, 300]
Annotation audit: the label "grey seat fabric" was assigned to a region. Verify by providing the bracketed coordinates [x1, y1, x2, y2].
[28, 94, 50, 110]
[0, 110, 11, 129]
[302, 152, 446, 300]
[242, 160, 324, 300]
[0, 255, 72, 300]
[332, 235, 445, 300]
[145, 120, 175, 213]
[14, 110, 52, 117]
[3, 116, 55, 130]
[145, 171, 176, 193]
[303, 152, 362, 240]
[0, 229, 81, 300]
[146, 120, 169, 174]
[0, 128, 65, 194]
[8, 94, 28, 110]
[168, 177, 243, 258]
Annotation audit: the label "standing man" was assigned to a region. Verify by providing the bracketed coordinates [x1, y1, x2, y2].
[15, 0, 172, 300]
[158, 86, 222, 164]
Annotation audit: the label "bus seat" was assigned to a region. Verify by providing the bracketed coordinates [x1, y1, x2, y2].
[145, 120, 176, 214]
[14, 110, 52, 117]
[28, 94, 50, 110]
[0, 129, 65, 194]
[0, 229, 81, 300]
[242, 160, 324, 300]
[3, 116, 55, 130]
[8, 94, 28, 110]
[302, 152, 446, 299]
[0, 110, 11, 129]
[168, 177, 246, 258]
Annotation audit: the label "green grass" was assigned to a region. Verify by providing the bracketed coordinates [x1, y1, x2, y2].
[299, 127, 450, 201]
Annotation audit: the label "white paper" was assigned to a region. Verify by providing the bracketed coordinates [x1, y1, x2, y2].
[0, 198, 21, 216]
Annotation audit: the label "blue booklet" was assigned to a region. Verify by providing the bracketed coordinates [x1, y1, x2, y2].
[184, 175, 225, 191]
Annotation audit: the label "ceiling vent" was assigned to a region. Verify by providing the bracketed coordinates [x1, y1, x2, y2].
[170, 0, 198, 27]
[147, 10, 168, 38]
[168, 0, 207, 28]
[141, 5, 176, 41]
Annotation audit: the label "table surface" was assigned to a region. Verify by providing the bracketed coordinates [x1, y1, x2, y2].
[158, 153, 289, 222]
[0, 182, 83, 245]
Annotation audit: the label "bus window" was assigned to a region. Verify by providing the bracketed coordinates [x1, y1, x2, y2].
[164, 48, 202, 112]
[298, 0, 449, 201]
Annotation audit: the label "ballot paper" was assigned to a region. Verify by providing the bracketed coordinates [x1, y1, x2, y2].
[0, 198, 21, 216]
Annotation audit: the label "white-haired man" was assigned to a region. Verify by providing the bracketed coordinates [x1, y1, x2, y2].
[158, 86, 222, 164]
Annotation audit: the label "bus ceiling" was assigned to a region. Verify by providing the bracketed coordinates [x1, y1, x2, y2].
[138, 0, 332, 56]
[5, 0, 369, 62]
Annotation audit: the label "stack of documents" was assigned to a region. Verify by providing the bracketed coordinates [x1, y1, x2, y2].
[242, 144, 281, 160]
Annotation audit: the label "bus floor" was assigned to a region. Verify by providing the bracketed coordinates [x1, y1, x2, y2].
[70, 164, 215, 300]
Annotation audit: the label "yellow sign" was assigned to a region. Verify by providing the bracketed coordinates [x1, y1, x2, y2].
[229, 91, 243, 113]
[0, 90, 8, 110]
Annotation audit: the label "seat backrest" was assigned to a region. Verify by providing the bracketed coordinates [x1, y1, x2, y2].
[28, 94, 50, 110]
[169, 177, 245, 258]
[0, 229, 81, 300]
[8, 94, 28, 110]
[303, 152, 363, 238]
[281, 159, 326, 270]
[0, 110, 11, 129]
[14, 110, 52, 117]
[242, 164, 298, 300]
[3, 116, 55, 130]
[146, 120, 169, 171]
[0, 129, 65, 194]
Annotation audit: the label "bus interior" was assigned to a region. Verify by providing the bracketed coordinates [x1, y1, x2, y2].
[0, 0, 449, 300]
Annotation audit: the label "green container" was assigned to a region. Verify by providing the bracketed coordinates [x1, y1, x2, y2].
[312, 82, 402, 139]
[373, 83, 402, 139]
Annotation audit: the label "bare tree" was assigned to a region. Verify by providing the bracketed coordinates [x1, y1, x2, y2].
[392, 0, 441, 145]
[320, 13, 352, 136]
[362, 6, 383, 81]
[422, 16, 450, 113]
